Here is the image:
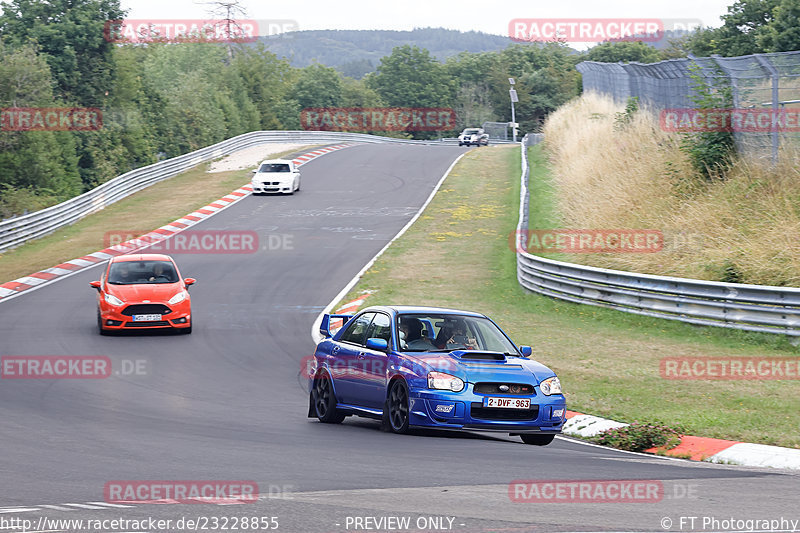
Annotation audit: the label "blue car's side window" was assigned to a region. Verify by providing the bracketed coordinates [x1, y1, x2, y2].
[339, 313, 375, 346]
[365, 313, 391, 343]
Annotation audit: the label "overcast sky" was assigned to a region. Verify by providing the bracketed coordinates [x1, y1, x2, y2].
[121, 0, 733, 46]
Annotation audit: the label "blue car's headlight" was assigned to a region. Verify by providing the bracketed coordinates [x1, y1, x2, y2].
[540, 376, 562, 396]
[428, 372, 465, 392]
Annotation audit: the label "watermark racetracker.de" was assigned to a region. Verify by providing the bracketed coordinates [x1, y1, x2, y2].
[104, 480, 259, 504]
[1, 356, 148, 378]
[103, 230, 293, 254]
[661, 108, 800, 133]
[508, 18, 702, 43]
[300, 107, 457, 132]
[103, 19, 298, 43]
[1, 107, 102, 131]
[660, 357, 800, 380]
[510, 229, 663, 254]
[508, 479, 699, 503]
[509, 229, 706, 254]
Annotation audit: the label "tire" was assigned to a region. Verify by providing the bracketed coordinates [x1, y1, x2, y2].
[295, 178, 300, 192]
[97, 310, 110, 336]
[383, 379, 410, 434]
[312, 372, 345, 424]
[520, 433, 556, 446]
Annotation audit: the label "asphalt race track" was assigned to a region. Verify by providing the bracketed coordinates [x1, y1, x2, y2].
[0, 144, 797, 532]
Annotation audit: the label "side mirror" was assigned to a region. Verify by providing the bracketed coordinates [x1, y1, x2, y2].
[89, 280, 101, 290]
[251, 169, 258, 173]
[184, 278, 196, 287]
[519, 345, 533, 357]
[365, 338, 388, 351]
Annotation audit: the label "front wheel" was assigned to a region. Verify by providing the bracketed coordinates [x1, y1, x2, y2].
[520, 433, 556, 446]
[383, 379, 410, 434]
[312, 372, 345, 423]
[97, 310, 110, 336]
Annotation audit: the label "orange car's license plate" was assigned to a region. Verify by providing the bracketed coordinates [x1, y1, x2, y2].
[484, 397, 531, 409]
[132, 314, 162, 321]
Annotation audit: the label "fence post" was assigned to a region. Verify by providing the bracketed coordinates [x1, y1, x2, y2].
[753, 54, 780, 165]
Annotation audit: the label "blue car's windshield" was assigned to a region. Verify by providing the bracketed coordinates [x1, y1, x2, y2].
[397, 313, 519, 354]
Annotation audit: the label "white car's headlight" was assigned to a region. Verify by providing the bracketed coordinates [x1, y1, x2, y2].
[168, 291, 187, 305]
[540, 376, 562, 396]
[428, 371, 465, 392]
[104, 293, 124, 306]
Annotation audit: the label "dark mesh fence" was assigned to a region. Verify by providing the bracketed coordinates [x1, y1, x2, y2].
[577, 51, 800, 161]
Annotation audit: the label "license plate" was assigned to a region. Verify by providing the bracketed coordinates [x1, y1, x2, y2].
[132, 314, 161, 322]
[485, 397, 531, 409]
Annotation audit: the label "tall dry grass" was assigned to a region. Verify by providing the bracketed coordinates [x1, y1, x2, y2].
[540, 93, 800, 286]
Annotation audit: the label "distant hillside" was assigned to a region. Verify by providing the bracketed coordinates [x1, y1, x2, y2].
[258, 28, 521, 78]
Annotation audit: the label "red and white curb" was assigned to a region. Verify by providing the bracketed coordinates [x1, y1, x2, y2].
[0, 144, 353, 304]
[563, 410, 800, 469]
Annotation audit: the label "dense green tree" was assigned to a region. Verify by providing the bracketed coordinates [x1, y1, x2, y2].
[686, 0, 779, 56]
[0, 41, 81, 210]
[585, 41, 661, 63]
[366, 45, 456, 108]
[0, 0, 126, 106]
[294, 64, 343, 109]
[232, 44, 295, 129]
[757, 0, 800, 51]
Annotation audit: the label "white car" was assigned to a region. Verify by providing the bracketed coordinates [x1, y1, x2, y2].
[458, 128, 489, 146]
[251, 159, 301, 195]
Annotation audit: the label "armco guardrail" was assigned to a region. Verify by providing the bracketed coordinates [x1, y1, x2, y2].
[516, 133, 800, 336]
[0, 131, 511, 253]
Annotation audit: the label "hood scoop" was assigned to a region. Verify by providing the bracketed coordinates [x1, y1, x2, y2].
[449, 350, 506, 361]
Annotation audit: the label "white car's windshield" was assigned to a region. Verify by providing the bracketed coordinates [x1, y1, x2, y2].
[258, 163, 291, 173]
[462, 129, 480, 135]
[397, 313, 519, 354]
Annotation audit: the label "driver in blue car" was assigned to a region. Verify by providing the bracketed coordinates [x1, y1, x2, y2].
[434, 322, 479, 350]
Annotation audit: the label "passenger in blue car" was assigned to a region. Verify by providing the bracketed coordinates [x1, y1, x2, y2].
[402, 317, 436, 350]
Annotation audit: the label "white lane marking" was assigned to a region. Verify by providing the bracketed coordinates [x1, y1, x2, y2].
[0, 507, 40, 513]
[39, 505, 73, 511]
[85, 502, 134, 508]
[61, 503, 107, 509]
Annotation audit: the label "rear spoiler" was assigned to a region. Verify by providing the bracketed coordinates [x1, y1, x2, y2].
[319, 313, 354, 339]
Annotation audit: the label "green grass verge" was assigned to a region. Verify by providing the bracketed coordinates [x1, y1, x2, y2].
[334, 144, 800, 449]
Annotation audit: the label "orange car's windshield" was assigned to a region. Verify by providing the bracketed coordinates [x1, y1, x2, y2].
[107, 260, 179, 284]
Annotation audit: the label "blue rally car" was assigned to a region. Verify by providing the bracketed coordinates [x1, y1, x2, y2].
[308, 306, 565, 445]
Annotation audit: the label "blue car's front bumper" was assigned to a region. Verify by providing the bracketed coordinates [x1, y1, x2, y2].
[408, 383, 566, 433]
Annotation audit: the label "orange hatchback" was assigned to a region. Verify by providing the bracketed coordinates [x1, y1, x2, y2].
[90, 254, 195, 335]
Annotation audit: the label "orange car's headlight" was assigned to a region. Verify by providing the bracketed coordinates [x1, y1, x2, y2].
[168, 291, 187, 305]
